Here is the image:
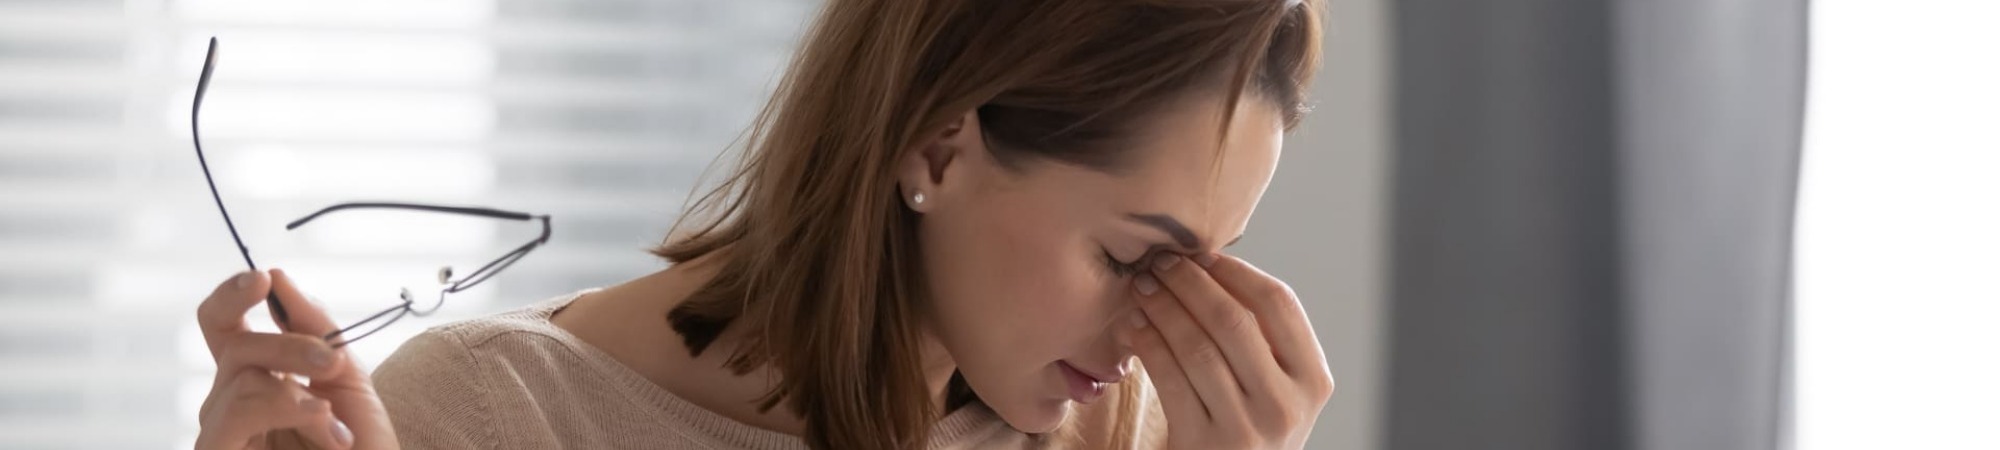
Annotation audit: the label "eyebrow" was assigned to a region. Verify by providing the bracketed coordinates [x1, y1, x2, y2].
[1125, 213, 1245, 251]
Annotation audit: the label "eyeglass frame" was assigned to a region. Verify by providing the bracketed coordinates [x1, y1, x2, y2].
[190, 36, 551, 348]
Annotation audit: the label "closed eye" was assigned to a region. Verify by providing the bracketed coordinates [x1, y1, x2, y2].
[1101, 248, 1148, 278]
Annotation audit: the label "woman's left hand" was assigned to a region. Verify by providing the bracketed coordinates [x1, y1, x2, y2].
[1119, 252, 1334, 450]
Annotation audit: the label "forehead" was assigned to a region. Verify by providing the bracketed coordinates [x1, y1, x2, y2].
[1104, 95, 1284, 251]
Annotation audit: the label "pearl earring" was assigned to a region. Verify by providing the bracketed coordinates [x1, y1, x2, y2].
[913, 192, 926, 205]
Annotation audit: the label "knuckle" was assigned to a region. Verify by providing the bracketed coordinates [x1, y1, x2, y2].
[1209, 304, 1252, 333]
[224, 384, 264, 412]
[194, 297, 224, 327]
[1255, 278, 1297, 302]
[248, 390, 290, 415]
[261, 389, 303, 413]
[1308, 371, 1337, 401]
[1186, 340, 1223, 365]
[197, 391, 220, 421]
[226, 367, 276, 393]
[215, 340, 248, 367]
[244, 375, 308, 413]
[1270, 291, 1306, 317]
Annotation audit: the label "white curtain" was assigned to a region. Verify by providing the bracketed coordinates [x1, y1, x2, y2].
[1383, 1, 1805, 449]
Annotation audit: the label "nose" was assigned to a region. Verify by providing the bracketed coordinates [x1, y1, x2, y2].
[1079, 308, 1141, 377]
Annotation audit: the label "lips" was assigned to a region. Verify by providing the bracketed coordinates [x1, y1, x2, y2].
[1057, 360, 1125, 404]
[1067, 361, 1126, 384]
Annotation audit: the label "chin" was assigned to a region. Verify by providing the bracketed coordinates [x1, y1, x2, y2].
[987, 395, 1073, 434]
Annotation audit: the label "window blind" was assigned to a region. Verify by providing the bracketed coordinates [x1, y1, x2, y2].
[0, 0, 813, 447]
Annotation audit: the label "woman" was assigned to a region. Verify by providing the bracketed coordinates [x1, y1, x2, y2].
[192, 0, 1330, 448]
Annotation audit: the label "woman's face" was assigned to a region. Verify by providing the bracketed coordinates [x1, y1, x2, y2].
[903, 93, 1285, 432]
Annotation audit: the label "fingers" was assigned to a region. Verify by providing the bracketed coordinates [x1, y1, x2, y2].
[1131, 273, 1247, 418]
[268, 269, 379, 399]
[288, 408, 357, 450]
[269, 269, 342, 337]
[216, 332, 347, 383]
[1130, 254, 1337, 448]
[198, 370, 347, 450]
[1119, 310, 1209, 428]
[1146, 253, 1285, 393]
[1198, 254, 1329, 380]
[194, 269, 365, 450]
[199, 270, 273, 359]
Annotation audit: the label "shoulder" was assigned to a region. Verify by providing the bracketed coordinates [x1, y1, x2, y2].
[371, 321, 495, 448]
[370, 292, 589, 448]
[373, 296, 575, 388]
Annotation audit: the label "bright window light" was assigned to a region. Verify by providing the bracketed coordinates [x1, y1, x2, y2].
[1794, 2, 2000, 450]
[227, 146, 498, 200]
[174, 0, 494, 28]
[172, 88, 495, 141]
[175, 31, 495, 85]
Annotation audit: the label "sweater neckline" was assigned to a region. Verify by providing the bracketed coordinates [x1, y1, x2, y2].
[510, 289, 1010, 450]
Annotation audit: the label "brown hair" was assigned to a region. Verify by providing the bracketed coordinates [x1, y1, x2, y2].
[653, 0, 1322, 448]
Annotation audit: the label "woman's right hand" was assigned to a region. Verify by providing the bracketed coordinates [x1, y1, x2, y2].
[195, 269, 399, 450]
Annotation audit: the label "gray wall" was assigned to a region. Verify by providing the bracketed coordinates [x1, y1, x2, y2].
[1385, 1, 1630, 449]
[1231, 0, 1389, 449]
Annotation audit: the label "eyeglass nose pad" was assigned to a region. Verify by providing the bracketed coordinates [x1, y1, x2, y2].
[399, 288, 414, 302]
[437, 266, 454, 284]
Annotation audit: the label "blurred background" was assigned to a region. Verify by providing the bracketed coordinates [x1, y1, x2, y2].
[0, 0, 1993, 449]
[0, 0, 808, 447]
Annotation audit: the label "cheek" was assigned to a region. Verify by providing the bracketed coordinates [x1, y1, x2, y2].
[938, 214, 1110, 354]
[918, 180, 1135, 429]
[927, 214, 1124, 429]
[924, 195, 1129, 367]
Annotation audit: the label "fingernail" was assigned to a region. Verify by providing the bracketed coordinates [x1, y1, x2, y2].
[307, 346, 334, 368]
[1134, 274, 1159, 296]
[1152, 253, 1180, 271]
[299, 397, 329, 411]
[1127, 310, 1149, 329]
[331, 419, 353, 446]
[235, 271, 257, 289]
[1194, 253, 1218, 268]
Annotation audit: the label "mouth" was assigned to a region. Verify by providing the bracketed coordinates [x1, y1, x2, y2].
[1056, 360, 1125, 404]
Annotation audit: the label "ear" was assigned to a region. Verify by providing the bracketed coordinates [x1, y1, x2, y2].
[898, 110, 987, 213]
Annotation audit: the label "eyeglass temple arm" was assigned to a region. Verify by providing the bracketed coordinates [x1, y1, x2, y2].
[286, 202, 552, 288]
[284, 202, 540, 230]
[193, 37, 252, 268]
[192, 36, 291, 329]
[443, 220, 547, 292]
[194, 38, 216, 125]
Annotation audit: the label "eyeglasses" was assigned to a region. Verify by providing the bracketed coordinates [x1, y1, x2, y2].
[190, 37, 551, 348]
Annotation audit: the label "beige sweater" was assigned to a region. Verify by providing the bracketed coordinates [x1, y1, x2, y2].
[371, 290, 1161, 449]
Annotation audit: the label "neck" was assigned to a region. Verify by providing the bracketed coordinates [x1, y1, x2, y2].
[553, 251, 963, 438]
